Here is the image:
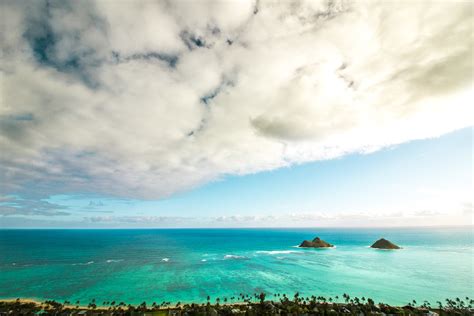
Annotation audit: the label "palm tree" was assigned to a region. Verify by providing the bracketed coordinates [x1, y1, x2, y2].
[343, 293, 350, 303]
[294, 292, 300, 303]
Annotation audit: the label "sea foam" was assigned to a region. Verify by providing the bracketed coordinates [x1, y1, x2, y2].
[73, 261, 94, 266]
[223, 254, 248, 260]
[256, 250, 300, 255]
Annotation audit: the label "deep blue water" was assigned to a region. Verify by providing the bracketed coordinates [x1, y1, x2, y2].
[0, 227, 472, 306]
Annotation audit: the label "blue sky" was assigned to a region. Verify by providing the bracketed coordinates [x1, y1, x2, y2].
[3, 127, 470, 228]
[1, 1, 472, 227]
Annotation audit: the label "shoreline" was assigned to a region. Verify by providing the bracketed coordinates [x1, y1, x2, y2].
[2, 296, 473, 316]
[2, 297, 473, 316]
[2, 295, 472, 311]
[0, 298, 112, 311]
[0, 298, 250, 310]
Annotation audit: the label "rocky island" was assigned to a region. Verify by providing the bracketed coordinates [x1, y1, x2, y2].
[299, 237, 334, 248]
[370, 238, 401, 249]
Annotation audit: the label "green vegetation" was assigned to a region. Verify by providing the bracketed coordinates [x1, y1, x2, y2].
[1, 294, 472, 315]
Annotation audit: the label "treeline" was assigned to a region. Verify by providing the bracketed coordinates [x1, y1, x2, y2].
[1, 293, 472, 315]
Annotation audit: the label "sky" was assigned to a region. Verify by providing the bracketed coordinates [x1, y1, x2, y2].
[0, 0, 473, 228]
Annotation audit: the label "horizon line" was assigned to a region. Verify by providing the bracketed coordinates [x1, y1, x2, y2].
[1, 224, 472, 230]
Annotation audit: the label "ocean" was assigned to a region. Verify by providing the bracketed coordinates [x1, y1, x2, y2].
[0, 227, 472, 306]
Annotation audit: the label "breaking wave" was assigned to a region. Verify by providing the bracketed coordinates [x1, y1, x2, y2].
[72, 261, 94, 266]
[223, 254, 248, 260]
[256, 250, 300, 255]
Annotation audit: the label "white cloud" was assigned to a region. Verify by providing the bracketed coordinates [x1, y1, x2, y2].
[81, 209, 468, 228]
[0, 195, 69, 216]
[0, 0, 472, 207]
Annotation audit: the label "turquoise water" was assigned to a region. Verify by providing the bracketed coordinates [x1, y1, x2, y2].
[0, 228, 472, 306]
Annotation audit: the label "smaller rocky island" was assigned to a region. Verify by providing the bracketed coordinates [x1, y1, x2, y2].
[299, 237, 334, 248]
[370, 238, 401, 249]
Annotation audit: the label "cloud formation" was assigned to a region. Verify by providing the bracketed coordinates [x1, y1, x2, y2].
[82, 209, 469, 228]
[1, 0, 473, 211]
[0, 195, 69, 216]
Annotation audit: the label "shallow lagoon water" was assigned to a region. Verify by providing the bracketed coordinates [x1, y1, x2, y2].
[0, 227, 472, 305]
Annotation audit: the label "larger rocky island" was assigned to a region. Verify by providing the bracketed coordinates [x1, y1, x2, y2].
[370, 238, 401, 249]
[299, 237, 334, 248]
